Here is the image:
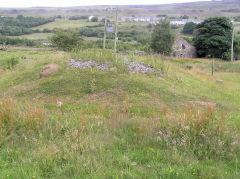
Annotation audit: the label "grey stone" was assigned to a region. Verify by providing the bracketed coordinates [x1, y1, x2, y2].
[128, 61, 154, 74]
[216, 79, 224, 83]
[68, 59, 108, 71]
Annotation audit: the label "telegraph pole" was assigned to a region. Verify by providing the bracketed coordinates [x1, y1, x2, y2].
[114, 8, 118, 53]
[103, 8, 118, 52]
[231, 27, 234, 62]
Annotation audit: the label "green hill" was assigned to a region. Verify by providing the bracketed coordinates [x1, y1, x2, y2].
[0, 47, 240, 178]
[0, 1, 240, 18]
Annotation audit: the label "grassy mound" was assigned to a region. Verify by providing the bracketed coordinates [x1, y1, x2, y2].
[0, 47, 240, 178]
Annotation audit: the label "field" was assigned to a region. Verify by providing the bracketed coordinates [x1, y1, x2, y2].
[31, 19, 95, 31]
[0, 1, 240, 178]
[8, 33, 52, 40]
[0, 47, 240, 178]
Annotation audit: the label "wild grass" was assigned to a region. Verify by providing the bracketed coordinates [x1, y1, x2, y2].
[0, 98, 239, 178]
[1, 47, 240, 178]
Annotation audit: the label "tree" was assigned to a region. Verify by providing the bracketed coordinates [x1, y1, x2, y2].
[193, 17, 233, 60]
[180, 15, 189, 19]
[182, 22, 196, 35]
[50, 29, 84, 51]
[91, 17, 98, 22]
[156, 14, 167, 18]
[150, 19, 175, 55]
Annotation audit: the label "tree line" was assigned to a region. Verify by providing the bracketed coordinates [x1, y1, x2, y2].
[0, 15, 55, 36]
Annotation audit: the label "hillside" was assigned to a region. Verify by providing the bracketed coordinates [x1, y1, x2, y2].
[0, 1, 240, 18]
[0, 47, 240, 178]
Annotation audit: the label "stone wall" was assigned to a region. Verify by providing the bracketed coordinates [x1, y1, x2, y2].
[173, 35, 197, 58]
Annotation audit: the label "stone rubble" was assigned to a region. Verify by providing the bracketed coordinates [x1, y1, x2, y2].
[68, 59, 110, 71]
[128, 61, 154, 74]
[97, 62, 109, 71]
[68, 58, 156, 74]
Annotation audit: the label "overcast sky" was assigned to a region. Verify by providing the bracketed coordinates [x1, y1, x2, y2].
[0, 0, 211, 7]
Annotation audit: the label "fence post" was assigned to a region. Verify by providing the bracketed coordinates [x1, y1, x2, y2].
[212, 58, 214, 76]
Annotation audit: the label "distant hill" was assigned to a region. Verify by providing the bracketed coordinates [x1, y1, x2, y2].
[0, 1, 239, 18]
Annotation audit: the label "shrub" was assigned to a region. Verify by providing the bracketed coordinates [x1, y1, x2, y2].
[0, 35, 36, 47]
[182, 22, 196, 35]
[91, 17, 98, 22]
[50, 29, 84, 51]
[69, 15, 88, 20]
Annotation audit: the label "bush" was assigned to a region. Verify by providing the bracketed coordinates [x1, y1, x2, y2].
[91, 17, 98, 22]
[182, 36, 193, 44]
[0, 35, 36, 47]
[180, 15, 189, 19]
[50, 29, 84, 51]
[42, 29, 51, 33]
[182, 22, 196, 35]
[69, 15, 88, 20]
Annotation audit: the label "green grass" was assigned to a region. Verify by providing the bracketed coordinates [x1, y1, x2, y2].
[8, 33, 52, 40]
[0, 47, 240, 178]
[32, 19, 97, 31]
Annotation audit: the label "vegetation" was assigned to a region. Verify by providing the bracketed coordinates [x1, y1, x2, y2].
[90, 17, 98, 22]
[32, 19, 89, 31]
[180, 15, 190, 19]
[0, 15, 55, 36]
[234, 16, 240, 22]
[69, 15, 88, 20]
[0, 48, 240, 178]
[50, 29, 84, 51]
[150, 19, 175, 55]
[0, 35, 36, 46]
[1, 2, 240, 177]
[182, 22, 196, 35]
[156, 14, 167, 18]
[193, 17, 233, 60]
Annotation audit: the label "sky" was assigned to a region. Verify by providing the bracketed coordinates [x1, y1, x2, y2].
[0, 0, 211, 7]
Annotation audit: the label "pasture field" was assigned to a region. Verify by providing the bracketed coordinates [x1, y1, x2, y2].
[32, 19, 96, 31]
[0, 47, 240, 178]
[8, 33, 52, 40]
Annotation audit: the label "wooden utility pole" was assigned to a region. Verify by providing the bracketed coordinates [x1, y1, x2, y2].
[212, 58, 214, 76]
[231, 27, 234, 62]
[103, 9, 107, 49]
[114, 8, 118, 53]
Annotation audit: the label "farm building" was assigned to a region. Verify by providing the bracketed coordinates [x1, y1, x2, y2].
[172, 34, 197, 58]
